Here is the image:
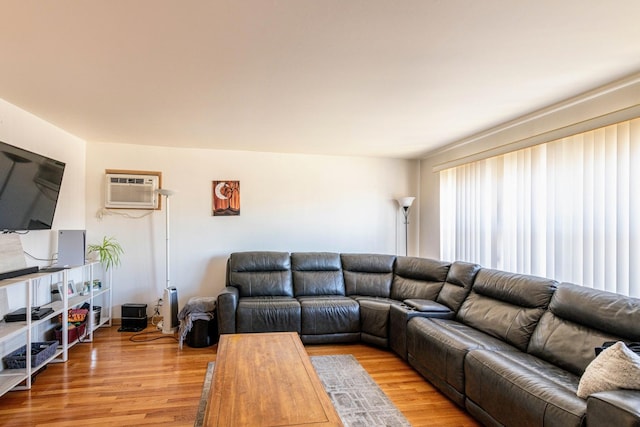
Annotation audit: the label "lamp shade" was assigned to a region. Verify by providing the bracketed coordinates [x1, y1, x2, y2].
[156, 188, 175, 196]
[397, 197, 415, 208]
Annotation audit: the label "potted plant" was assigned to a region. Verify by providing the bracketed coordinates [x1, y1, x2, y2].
[87, 236, 124, 271]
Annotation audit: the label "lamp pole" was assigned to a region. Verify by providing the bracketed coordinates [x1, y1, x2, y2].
[402, 206, 409, 256]
[156, 189, 175, 290]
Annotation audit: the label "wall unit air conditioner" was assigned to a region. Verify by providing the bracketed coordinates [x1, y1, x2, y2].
[105, 172, 160, 209]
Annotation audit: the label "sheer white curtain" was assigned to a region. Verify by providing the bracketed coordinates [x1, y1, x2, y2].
[440, 118, 640, 297]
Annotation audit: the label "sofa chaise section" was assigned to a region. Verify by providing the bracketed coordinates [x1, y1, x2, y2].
[464, 282, 640, 427]
[406, 268, 557, 406]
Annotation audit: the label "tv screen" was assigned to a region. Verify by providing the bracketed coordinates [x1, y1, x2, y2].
[0, 141, 66, 231]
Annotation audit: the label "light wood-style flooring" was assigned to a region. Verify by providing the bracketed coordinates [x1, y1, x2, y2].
[0, 326, 479, 427]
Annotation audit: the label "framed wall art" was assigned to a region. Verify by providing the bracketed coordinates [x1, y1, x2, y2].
[212, 181, 240, 216]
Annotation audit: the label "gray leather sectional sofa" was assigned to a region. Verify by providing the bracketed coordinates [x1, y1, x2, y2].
[216, 251, 640, 427]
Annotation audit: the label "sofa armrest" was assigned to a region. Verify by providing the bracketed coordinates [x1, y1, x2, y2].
[404, 299, 454, 317]
[389, 303, 455, 360]
[587, 390, 640, 427]
[217, 286, 239, 334]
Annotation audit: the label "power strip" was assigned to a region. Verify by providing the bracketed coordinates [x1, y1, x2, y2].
[151, 298, 163, 327]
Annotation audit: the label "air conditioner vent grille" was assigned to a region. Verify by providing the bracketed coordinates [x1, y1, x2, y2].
[110, 177, 147, 184]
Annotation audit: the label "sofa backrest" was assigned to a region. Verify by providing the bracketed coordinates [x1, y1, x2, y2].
[457, 268, 557, 351]
[227, 251, 293, 297]
[391, 257, 450, 301]
[341, 253, 396, 298]
[436, 261, 481, 312]
[291, 252, 345, 296]
[527, 282, 640, 376]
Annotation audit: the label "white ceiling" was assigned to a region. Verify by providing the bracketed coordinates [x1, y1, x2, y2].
[1, 1, 639, 159]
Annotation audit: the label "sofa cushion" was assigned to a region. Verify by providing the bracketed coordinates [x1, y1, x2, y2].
[298, 296, 360, 335]
[228, 251, 293, 297]
[528, 311, 628, 377]
[456, 268, 557, 352]
[291, 252, 345, 296]
[548, 284, 640, 341]
[236, 296, 300, 333]
[341, 253, 395, 298]
[577, 341, 640, 398]
[465, 349, 586, 427]
[436, 261, 481, 312]
[359, 299, 391, 346]
[391, 257, 450, 301]
[528, 283, 640, 376]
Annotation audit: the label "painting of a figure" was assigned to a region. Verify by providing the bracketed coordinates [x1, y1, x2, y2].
[212, 181, 240, 216]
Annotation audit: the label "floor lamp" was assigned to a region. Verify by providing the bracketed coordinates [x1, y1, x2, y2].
[397, 197, 415, 256]
[156, 189, 178, 334]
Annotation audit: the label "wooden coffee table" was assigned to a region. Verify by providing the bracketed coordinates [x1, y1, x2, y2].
[204, 332, 343, 426]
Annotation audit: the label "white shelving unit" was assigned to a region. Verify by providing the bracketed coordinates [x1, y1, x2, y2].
[0, 262, 111, 396]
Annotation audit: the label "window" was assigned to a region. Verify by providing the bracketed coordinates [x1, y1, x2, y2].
[440, 118, 640, 297]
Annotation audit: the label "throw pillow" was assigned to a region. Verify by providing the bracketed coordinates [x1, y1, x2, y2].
[577, 341, 640, 399]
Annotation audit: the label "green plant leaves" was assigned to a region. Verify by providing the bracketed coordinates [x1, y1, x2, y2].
[87, 236, 123, 270]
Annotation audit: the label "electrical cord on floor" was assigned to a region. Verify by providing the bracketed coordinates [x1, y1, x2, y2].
[128, 331, 178, 343]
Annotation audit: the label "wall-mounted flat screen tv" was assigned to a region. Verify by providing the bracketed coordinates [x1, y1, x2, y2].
[0, 141, 66, 231]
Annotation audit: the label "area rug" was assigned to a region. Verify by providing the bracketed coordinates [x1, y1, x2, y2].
[195, 354, 411, 427]
[310, 354, 411, 427]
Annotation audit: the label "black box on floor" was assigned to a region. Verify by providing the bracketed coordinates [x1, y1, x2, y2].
[121, 303, 147, 318]
[118, 303, 148, 332]
[186, 315, 219, 348]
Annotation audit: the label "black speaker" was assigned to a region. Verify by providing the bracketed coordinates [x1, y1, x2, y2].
[118, 303, 148, 332]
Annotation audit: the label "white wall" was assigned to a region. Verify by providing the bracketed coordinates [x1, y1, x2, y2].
[0, 98, 86, 265]
[85, 142, 419, 315]
[418, 157, 440, 259]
